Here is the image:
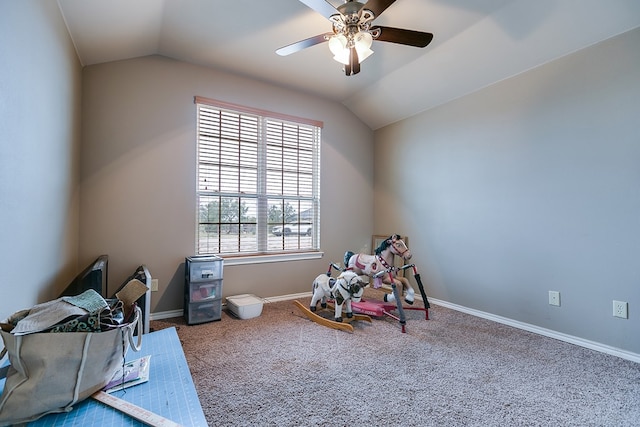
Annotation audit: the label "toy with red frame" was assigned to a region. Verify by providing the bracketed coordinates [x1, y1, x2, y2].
[351, 263, 430, 333]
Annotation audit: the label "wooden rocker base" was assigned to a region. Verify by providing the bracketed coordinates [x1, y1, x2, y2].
[293, 300, 372, 333]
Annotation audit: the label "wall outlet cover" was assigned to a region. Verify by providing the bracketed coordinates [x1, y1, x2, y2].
[613, 300, 628, 319]
[549, 291, 560, 307]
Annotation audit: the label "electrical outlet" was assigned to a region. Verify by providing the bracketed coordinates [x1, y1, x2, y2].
[151, 279, 158, 292]
[613, 300, 628, 319]
[549, 291, 560, 306]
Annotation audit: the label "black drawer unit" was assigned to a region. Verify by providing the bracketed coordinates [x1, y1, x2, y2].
[184, 255, 223, 325]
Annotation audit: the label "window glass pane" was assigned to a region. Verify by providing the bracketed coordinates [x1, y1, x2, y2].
[238, 197, 258, 253]
[198, 195, 221, 254]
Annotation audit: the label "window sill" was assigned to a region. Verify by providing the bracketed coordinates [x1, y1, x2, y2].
[223, 251, 324, 266]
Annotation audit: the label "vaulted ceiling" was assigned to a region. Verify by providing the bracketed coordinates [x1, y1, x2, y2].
[57, 0, 640, 129]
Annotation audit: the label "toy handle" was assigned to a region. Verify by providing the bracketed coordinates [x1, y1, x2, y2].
[373, 267, 395, 278]
[399, 264, 418, 275]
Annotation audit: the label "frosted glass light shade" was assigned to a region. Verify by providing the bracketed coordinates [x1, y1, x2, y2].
[354, 31, 373, 62]
[329, 34, 349, 64]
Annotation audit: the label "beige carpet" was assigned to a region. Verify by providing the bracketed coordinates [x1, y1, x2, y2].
[151, 289, 640, 426]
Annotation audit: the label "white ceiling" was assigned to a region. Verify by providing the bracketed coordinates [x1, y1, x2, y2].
[57, 0, 640, 130]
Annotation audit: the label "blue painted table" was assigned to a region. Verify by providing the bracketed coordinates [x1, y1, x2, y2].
[1, 327, 207, 426]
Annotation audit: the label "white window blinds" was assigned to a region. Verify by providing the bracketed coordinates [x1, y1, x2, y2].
[195, 97, 321, 256]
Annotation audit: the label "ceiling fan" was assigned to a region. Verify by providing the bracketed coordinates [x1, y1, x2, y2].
[276, 0, 434, 76]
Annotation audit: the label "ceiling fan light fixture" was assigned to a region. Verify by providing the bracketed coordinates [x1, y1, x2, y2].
[329, 31, 373, 66]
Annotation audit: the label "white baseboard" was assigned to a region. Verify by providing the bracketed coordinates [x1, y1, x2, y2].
[262, 292, 312, 303]
[427, 297, 640, 364]
[149, 293, 313, 322]
[149, 291, 640, 363]
[150, 309, 183, 321]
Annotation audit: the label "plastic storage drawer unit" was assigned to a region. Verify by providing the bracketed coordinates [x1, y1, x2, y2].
[185, 255, 223, 325]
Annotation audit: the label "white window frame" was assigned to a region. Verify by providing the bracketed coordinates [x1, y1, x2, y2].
[194, 96, 322, 262]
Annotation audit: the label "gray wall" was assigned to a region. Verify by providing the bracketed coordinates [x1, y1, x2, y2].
[374, 27, 640, 354]
[0, 0, 82, 318]
[80, 56, 374, 313]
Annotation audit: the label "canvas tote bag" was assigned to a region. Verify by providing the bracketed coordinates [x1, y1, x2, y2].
[0, 293, 142, 426]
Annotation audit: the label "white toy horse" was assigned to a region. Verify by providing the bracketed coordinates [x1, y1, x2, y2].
[344, 234, 415, 304]
[310, 270, 366, 323]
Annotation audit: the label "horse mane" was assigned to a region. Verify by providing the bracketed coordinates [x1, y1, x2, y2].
[374, 234, 401, 255]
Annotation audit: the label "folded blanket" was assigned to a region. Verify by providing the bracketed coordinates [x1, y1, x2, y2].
[9, 290, 108, 335]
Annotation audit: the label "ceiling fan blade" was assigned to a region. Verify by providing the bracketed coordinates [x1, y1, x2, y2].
[276, 33, 333, 56]
[363, 0, 397, 17]
[298, 0, 340, 20]
[371, 26, 434, 48]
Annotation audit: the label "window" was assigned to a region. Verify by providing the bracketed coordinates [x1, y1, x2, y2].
[195, 97, 322, 257]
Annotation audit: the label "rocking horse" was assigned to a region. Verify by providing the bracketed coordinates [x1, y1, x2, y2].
[309, 268, 366, 322]
[344, 234, 415, 304]
[346, 235, 431, 333]
[293, 263, 373, 333]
